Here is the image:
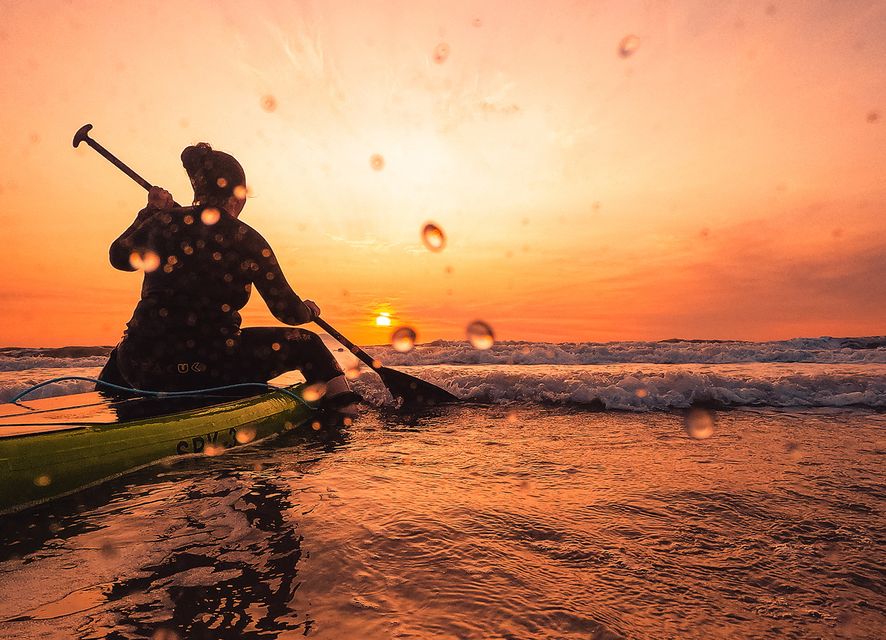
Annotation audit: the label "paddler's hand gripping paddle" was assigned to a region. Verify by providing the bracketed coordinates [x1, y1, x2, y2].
[72, 124, 458, 407]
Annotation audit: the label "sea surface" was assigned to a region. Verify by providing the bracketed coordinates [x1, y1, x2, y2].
[0, 338, 884, 639]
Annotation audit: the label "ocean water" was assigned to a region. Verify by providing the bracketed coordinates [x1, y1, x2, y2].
[0, 338, 884, 639]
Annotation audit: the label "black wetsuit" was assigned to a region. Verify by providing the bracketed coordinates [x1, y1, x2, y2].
[101, 204, 341, 391]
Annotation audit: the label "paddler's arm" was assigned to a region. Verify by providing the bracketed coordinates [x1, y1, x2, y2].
[247, 230, 317, 325]
[108, 187, 173, 271]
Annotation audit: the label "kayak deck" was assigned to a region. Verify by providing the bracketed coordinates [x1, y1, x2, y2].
[0, 385, 315, 513]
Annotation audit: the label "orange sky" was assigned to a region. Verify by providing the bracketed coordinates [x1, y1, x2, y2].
[0, 0, 884, 347]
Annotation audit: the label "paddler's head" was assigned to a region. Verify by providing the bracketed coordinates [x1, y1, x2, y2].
[181, 143, 247, 218]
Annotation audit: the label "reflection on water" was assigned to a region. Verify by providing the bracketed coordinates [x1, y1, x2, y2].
[0, 407, 883, 638]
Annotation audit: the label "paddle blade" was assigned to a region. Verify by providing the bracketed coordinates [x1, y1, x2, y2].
[377, 367, 458, 406]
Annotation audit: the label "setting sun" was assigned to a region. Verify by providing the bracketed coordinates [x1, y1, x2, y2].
[374, 312, 392, 327]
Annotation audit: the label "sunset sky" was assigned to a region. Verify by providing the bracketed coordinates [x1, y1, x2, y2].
[0, 0, 884, 347]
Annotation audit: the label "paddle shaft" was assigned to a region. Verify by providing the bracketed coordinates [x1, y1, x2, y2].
[79, 130, 181, 206]
[312, 317, 380, 371]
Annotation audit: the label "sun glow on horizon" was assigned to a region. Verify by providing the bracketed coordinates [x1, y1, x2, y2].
[374, 312, 392, 327]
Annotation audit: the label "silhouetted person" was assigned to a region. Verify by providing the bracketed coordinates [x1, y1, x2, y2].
[98, 143, 358, 408]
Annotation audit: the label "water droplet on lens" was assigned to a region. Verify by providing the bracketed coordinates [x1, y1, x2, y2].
[260, 95, 277, 112]
[433, 42, 450, 64]
[34, 474, 51, 487]
[235, 426, 256, 444]
[216, 177, 228, 188]
[867, 110, 880, 123]
[151, 628, 181, 640]
[684, 408, 715, 439]
[302, 382, 327, 402]
[129, 250, 161, 272]
[392, 327, 417, 352]
[345, 366, 362, 380]
[421, 223, 446, 252]
[201, 207, 220, 225]
[204, 443, 225, 456]
[466, 321, 495, 350]
[370, 154, 385, 170]
[472, 18, 483, 27]
[311, 420, 322, 431]
[784, 441, 803, 461]
[100, 540, 118, 558]
[233, 185, 248, 200]
[618, 34, 640, 58]
[635, 387, 648, 398]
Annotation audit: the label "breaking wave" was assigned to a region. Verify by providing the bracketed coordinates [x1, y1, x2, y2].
[367, 337, 886, 366]
[1, 340, 884, 410]
[0, 347, 112, 372]
[354, 364, 886, 411]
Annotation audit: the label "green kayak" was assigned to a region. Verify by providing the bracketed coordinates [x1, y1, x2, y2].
[0, 385, 316, 514]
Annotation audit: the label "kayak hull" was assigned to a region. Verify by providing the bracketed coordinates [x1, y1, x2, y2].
[0, 386, 314, 514]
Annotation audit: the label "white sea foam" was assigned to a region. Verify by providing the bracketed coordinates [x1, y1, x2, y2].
[350, 363, 886, 411]
[364, 337, 886, 366]
[2, 341, 884, 410]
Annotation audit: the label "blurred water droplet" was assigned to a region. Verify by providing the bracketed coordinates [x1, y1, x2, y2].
[345, 366, 362, 380]
[433, 42, 450, 64]
[235, 426, 256, 444]
[372, 359, 383, 369]
[472, 18, 483, 27]
[635, 388, 648, 398]
[260, 95, 277, 112]
[867, 110, 880, 123]
[311, 420, 322, 431]
[201, 208, 220, 225]
[303, 382, 328, 402]
[233, 185, 248, 200]
[100, 540, 118, 558]
[34, 474, 51, 487]
[128, 250, 161, 272]
[204, 443, 225, 456]
[370, 154, 385, 171]
[151, 629, 181, 640]
[466, 321, 495, 350]
[392, 327, 417, 352]
[784, 441, 803, 461]
[684, 408, 715, 439]
[506, 411, 518, 424]
[421, 222, 446, 252]
[216, 177, 228, 188]
[618, 34, 640, 58]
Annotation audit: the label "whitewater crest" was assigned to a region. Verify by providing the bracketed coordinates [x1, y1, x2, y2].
[1, 339, 884, 410]
[351, 364, 886, 411]
[366, 337, 886, 366]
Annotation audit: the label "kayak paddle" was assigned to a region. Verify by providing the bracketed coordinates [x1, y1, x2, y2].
[313, 317, 457, 406]
[73, 123, 459, 407]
